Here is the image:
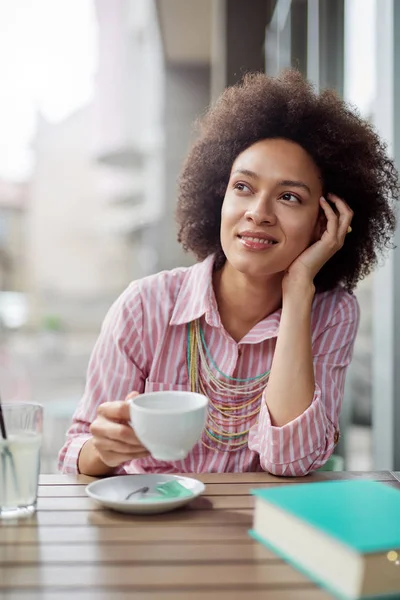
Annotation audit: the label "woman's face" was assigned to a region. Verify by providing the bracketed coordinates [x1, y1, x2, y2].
[220, 138, 324, 280]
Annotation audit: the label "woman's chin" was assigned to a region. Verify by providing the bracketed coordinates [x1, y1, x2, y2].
[225, 254, 285, 281]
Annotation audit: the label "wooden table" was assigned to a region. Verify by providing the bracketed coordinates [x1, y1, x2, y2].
[1, 471, 400, 600]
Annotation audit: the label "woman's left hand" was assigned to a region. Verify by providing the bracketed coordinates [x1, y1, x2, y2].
[283, 194, 353, 293]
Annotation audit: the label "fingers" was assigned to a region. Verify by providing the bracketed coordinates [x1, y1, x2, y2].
[320, 195, 353, 246]
[91, 394, 149, 468]
[93, 447, 150, 468]
[97, 399, 132, 422]
[97, 391, 139, 422]
[93, 438, 143, 455]
[90, 415, 138, 446]
[319, 197, 338, 238]
[93, 436, 148, 456]
[327, 193, 353, 239]
[89, 415, 150, 468]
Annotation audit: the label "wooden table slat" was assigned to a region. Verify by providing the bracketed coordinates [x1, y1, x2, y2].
[39, 474, 96, 485]
[5, 508, 253, 527]
[37, 482, 298, 498]
[36, 495, 255, 511]
[0, 541, 274, 564]
[0, 525, 250, 545]
[0, 563, 309, 589]
[0, 590, 331, 600]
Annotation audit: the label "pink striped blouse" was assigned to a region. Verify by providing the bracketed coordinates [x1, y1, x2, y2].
[58, 254, 359, 476]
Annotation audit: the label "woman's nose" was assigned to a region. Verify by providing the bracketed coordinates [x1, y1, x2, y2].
[245, 196, 277, 226]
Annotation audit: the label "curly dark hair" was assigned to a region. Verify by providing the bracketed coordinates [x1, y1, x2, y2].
[176, 70, 399, 292]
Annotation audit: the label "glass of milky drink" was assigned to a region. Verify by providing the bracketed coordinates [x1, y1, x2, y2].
[0, 403, 43, 519]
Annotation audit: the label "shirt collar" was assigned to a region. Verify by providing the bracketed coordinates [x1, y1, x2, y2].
[169, 254, 281, 341]
[169, 254, 221, 327]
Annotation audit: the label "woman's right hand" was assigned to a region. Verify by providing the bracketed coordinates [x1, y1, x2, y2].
[78, 393, 150, 476]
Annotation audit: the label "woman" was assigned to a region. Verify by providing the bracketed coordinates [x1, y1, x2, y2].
[59, 70, 398, 477]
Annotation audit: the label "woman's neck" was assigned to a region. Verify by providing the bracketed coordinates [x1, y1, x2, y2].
[213, 262, 283, 343]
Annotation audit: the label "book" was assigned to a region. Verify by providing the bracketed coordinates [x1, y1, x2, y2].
[250, 480, 400, 600]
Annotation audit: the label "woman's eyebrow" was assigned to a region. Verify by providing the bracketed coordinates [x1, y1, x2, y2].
[278, 179, 311, 194]
[232, 168, 260, 180]
[232, 170, 312, 195]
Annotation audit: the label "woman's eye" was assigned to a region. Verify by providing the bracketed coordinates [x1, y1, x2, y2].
[234, 182, 251, 193]
[281, 192, 300, 203]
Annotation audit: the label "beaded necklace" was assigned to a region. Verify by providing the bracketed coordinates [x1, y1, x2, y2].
[187, 319, 270, 452]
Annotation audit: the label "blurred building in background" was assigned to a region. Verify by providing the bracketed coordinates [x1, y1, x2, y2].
[27, 108, 134, 331]
[1, 0, 399, 471]
[0, 179, 27, 293]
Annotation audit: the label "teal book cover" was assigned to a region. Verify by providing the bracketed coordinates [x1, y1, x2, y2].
[251, 480, 400, 552]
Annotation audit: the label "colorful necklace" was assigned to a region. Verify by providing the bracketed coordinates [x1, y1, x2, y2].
[187, 319, 270, 452]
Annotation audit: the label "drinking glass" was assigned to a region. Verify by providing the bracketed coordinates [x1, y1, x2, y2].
[0, 403, 43, 519]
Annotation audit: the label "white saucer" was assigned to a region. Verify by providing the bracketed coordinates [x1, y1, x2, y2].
[85, 474, 205, 515]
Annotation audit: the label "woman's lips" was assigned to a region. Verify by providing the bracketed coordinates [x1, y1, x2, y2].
[238, 235, 277, 251]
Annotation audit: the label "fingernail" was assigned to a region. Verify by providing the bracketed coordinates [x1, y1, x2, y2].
[320, 196, 326, 202]
[126, 391, 139, 400]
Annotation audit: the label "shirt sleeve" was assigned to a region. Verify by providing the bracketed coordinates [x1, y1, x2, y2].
[248, 292, 360, 476]
[58, 282, 147, 474]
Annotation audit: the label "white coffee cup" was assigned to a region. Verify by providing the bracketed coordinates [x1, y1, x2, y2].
[128, 391, 208, 461]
